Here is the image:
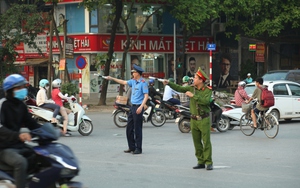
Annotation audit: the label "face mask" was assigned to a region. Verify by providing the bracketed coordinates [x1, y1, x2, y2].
[13, 88, 28, 101]
[45, 86, 50, 90]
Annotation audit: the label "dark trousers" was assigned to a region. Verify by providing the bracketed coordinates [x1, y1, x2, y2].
[127, 105, 144, 151]
[0, 148, 28, 188]
[40, 103, 60, 118]
[168, 98, 181, 105]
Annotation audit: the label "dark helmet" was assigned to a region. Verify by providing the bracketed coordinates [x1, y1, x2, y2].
[168, 78, 175, 83]
[3, 74, 28, 92]
[182, 76, 190, 83]
[148, 79, 155, 85]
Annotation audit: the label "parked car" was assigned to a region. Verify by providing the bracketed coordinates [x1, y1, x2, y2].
[245, 80, 300, 121]
[262, 70, 300, 84]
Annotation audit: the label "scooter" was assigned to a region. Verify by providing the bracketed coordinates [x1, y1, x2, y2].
[26, 96, 93, 136]
[0, 123, 83, 187]
[112, 96, 167, 127]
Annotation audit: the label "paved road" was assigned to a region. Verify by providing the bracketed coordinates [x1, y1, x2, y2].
[59, 112, 300, 188]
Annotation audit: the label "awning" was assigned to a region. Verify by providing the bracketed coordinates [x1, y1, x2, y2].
[14, 58, 49, 66]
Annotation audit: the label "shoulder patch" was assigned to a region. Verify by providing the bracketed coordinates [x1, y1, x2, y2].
[141, 79, 145, 83]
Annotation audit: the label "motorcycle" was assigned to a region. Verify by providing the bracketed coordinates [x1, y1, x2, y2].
[175, 101, 227, 133]
[112, 96, 167, 128]
[159, 100, 179, 120]
[26, 96, 93, 136]
[0, 123, 83, 187]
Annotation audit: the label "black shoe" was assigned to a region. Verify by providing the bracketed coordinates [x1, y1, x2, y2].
[206, 164, 213, 170]
[124, 149, 134, 153]
[133, 149, 142, 154]
[193, 164, 205, 169]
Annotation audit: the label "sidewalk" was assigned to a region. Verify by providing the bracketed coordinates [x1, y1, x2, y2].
[82, 93, 116, 113]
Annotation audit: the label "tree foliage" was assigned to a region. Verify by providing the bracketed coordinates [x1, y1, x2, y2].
[168, 0, 220, 82]
[221, 0, 300, 42]
[0, 2, 49, 80]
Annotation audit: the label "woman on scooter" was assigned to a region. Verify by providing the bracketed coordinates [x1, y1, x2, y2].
[36, 79, 60, 124]
[51, 79, 72, 136]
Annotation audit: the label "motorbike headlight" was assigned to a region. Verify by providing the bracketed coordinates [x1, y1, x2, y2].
[60, 168, 78, 176]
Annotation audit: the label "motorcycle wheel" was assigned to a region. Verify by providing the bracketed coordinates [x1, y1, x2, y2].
[150, 111, 167, 127]
[178, 118, 191, 133]
[78, 120, 93, 136]
[113, 110, 128, 128]
[217, 115, 230, 132]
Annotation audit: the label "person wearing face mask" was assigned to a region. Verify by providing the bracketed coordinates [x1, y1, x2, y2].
[36, 79, 60, 123]
[0, 74, 41, 188]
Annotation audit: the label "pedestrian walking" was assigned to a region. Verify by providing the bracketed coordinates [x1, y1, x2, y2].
[107, 64, 148, 154]
[163, 68, 213, 170]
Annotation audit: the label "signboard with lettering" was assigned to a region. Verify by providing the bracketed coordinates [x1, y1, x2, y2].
[65, 37, 74, 59]
[46, 34, 215, 54]
[255, 43, 265, 62]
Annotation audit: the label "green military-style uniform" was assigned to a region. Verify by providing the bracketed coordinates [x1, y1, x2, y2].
[168, 69, 213, 166]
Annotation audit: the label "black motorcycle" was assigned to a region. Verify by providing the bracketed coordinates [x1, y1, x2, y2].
[175, 101, 225, 133]
[158, 100, 180, 120]
[112, 97, 167, 128]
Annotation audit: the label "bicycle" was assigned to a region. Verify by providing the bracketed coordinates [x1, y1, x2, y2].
[239, 106, 279, 139]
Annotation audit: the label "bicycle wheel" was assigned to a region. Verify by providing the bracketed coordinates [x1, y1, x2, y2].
[263, 114, 279, 139]
[240, 113, 255, 136]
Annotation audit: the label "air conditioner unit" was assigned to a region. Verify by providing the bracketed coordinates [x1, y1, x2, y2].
[213, 23, 225, 33]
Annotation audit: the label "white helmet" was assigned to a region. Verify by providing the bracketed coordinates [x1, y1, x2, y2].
[238, 81, 246, 88]
[52, 79, 62, 88]
[247, 73, 251, 76]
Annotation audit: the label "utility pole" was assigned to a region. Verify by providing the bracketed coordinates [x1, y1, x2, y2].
[47, 15, 53, 98]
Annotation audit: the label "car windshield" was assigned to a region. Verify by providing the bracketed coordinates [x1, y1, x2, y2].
[262, 72, 288, 81]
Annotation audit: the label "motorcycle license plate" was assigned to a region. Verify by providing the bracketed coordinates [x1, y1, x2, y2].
[155, 104, 160, 108]
[175, 117, 180, 123]
[112, 110, 116, 115]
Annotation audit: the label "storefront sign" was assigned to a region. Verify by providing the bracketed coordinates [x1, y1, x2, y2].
[65, 37, 74, 59]
[59, 58, 66, 70]
[255, 43, 265, 62]
[47, 34, 215, 54]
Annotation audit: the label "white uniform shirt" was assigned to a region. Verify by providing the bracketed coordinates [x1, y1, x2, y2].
[163, 85, 180, 101]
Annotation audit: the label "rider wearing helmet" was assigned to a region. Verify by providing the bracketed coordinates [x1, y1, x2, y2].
[244, 73, 253, 84]
[178, 76, 191, 107]
[36, 79, 60, 123]
[51, 79, 73, 135]
[234, 81, 250, 107]
[148, 79, 162, 103]
[182, 76, 191, 86]
[0, 74, 41, 188]
[162, 78, 181, 105]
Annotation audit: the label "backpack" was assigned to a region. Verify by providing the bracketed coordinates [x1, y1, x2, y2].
[259, 86, 275, 108]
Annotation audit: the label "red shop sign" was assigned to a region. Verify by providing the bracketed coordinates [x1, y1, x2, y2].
[47, 34, 215, 53]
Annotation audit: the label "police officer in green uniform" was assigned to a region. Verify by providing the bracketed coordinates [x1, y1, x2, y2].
[164, 68, 213, 170]
[107, 64, 149, 154]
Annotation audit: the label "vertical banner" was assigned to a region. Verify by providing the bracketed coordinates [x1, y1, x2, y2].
[59, 58, 66, 70]
[255, 43, 265, 62]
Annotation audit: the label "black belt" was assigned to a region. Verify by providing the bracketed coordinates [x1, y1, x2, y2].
[132, 104, 141, 106]
[190, 113, 209, 121]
